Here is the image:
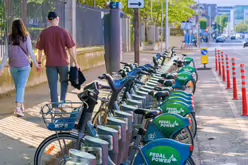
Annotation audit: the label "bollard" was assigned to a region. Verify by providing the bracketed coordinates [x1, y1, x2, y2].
[226, 54, 231, 89]
[218, 50, 222, 76]
[240, 64, 248, 116]
[232, 58, 238, 100]
[215, 48, 218, 71]
[221, 52, 226, 81]
[215, 54, 218, 71]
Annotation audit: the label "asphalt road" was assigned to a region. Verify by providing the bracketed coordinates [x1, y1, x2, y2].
[200, 39, 246, 51]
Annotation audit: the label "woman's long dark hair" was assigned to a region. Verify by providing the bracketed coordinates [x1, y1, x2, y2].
[9, 19, 30, 45]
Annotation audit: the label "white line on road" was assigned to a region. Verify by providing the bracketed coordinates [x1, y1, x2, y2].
[212, 69, 248, 139]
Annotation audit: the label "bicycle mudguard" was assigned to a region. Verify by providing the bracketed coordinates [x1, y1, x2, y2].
[167, 96, 193, 102]
[143, 113, 190, 142]
[173, 72, 194, 90]
[184, 57, 194, 63]
[134, 138, 191, 165]
[159, 102, 193, 116]
[178, 66, 196, 74]
[171, 91, 193, 97]
[164, 100, 194, 110]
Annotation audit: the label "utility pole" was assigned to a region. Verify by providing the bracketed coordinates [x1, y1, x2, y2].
[134, 9, 140, 64]
[165, 0, 169, 50]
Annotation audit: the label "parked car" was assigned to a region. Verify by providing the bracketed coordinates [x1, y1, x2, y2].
[231, 35, 236, 40]
[243, 38, 248, 48]
[216, 36, 225, 43]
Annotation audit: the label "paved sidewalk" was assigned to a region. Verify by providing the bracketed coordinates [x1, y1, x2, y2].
[193, 51, 248, 165]
[0, 51, 167, 164]
[4, 49, 248, 165]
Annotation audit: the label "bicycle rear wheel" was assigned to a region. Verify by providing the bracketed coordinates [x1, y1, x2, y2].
[173, 127, 194, 154]
[34, 133, 78, 165]
[188, 113, 197, 138]
[92, 108, 110, 127]
[185, 79, 196, 94]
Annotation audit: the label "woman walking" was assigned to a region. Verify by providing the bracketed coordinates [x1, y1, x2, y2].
[0, 19, 41, 117]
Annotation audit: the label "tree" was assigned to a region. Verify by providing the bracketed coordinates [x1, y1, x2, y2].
[235, 23, 248, 33]
[200, 19, 207, 29]
[215, 15, 228, 33]
[78, 0, 196, 42]
[220, 15, 228, 30]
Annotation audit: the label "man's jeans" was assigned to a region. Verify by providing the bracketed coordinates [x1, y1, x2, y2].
[46, 66, 69, 108]
[10, 65, 31, 103]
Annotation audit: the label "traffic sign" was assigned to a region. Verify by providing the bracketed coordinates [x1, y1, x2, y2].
[109, 2, 122, 9]
[201, 49, 208, 56]
[201, 48, 208, 66]
[128, 0, 144, 8]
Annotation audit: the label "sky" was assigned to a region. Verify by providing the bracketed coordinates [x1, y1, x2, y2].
[197, 0, 248, 5]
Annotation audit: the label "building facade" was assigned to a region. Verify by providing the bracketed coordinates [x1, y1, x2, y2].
[234, 5, 248, 26]
[199, 3, 217, 27]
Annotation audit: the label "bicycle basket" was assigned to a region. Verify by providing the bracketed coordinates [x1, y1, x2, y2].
[40, 102, 83, 131]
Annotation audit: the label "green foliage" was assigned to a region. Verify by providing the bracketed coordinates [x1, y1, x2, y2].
[235, 23, 248, 33]
[77, 0, 196, 26]
[215, 15, 228, 33]
[200, 19, 207, 29]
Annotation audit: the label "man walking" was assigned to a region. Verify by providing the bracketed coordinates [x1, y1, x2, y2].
[36, 11, 79, 108]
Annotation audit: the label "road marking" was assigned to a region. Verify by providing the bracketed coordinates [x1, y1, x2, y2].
[212, 69, 248, 139]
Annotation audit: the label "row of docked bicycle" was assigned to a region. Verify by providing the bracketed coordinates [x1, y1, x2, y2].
[34, 48, 199, 165]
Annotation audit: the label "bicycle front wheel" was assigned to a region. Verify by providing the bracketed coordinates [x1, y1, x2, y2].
[185, 157, 196, 165]
[34, 133, 78, 165]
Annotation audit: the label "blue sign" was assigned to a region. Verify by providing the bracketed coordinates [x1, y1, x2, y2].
[109, 2, 123, 9]
[201, 49, 208, 56]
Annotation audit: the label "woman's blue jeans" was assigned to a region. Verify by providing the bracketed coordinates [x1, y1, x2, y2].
[10, 65, 31, 103]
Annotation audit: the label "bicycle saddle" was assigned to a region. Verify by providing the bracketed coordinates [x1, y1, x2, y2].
[161, 73, 175, 79]
[138, 66, 156, 74]
[154, 86, 173, 93]
[158, 79, 175, 87]
[182, 54, 187, 57]
[148, 91, 170, 100]
[134, 108, 162, 119]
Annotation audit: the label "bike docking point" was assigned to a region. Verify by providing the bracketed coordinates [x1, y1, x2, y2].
[105, 117, 126, 165]
[82, 135, 109, 165]
[218, 50, 222, 76]
[96, 125, 119, 164]
[225, 54, 232, 89]
[240, 64, 248, 116]
[221, 52, 226, 82]
[232, 58, 239, 100]
[66, 149, 96, 165]
[114, 110, 133, 161]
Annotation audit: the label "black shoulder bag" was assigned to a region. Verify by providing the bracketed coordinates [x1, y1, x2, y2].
[18, 44, 33, 67]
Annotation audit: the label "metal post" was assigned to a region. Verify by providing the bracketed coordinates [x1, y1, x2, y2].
[197, 0, 200, 48]
[21, 0, 28, 26]
[166, 0, 169, 50]
[134, 9, 140, 64]
[161, 1, 164, 53]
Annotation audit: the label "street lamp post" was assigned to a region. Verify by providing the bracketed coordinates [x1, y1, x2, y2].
[161, 1, 164, 53]
[197, 0, 200, 48]
[166, 0, 169, 50]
